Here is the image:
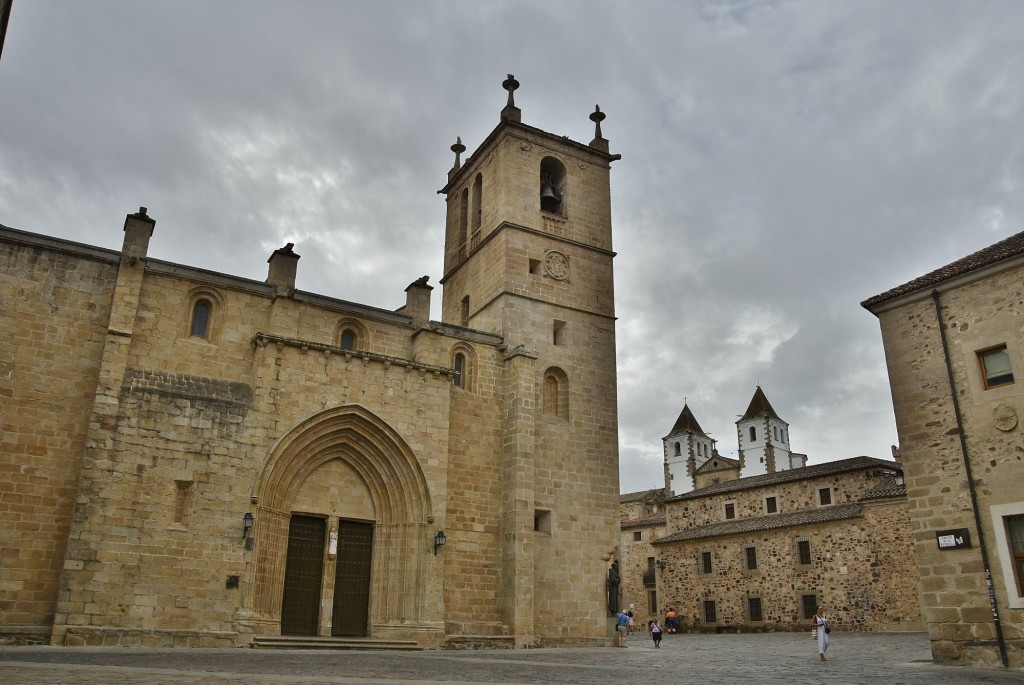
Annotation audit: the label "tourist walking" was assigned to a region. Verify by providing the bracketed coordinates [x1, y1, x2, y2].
[650, 619, 663, 648]
[812, 606, 830, 661]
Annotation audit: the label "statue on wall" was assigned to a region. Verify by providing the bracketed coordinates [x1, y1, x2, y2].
[607, 560, 620, 614]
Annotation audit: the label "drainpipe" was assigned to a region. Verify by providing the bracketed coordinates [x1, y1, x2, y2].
[931, 289, 1008, 667]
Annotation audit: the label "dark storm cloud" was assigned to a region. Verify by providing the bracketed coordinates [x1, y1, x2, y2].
[2, 1, 1022, 492]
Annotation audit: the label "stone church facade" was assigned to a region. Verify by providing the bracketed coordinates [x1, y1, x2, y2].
[0, 78, 621, 648]
[863, 231, 1024, 667]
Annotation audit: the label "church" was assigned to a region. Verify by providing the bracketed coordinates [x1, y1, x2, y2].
[619, 389, 922, 633]
[0, 77, 622, 648]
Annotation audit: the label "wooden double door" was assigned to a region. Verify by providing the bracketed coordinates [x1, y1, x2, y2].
[280, 515, 374, 636]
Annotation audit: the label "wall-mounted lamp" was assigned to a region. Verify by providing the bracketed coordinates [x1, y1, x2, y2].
[242, 512, 254, 539]
[433, 530, 447, 555]
[655, 559, 665, 571]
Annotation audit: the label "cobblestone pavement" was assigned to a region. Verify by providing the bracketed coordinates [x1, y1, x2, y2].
[2, 632, 1023, 685]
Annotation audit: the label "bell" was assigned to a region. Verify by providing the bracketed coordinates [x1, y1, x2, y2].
[540, 183, 560, 211]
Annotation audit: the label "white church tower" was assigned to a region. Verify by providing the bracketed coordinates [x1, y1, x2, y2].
[735, 386, 806, 477]
[663, 404, 718, 496]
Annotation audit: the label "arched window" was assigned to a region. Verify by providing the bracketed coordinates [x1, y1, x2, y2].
[335, 320, 368, 351]
[539, 157, 567, 216]
[460, 296, 470, 327]
[749, 427, 757, 442]
[190, 299, 211, 338]
[543, 367, 569, 419]
[453, 353, 465, 388]
[471, 173, 482, 233]
[451, 346, 475, 391]
[674, 442, 681, 457]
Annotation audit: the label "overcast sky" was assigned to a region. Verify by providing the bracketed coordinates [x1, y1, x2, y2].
[2, 1, 1022, 493]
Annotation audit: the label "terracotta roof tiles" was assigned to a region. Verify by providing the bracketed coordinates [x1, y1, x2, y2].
[861, 230, 1024, 310]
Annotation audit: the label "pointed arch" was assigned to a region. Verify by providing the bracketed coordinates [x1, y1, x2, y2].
[247, 405, 435, 631]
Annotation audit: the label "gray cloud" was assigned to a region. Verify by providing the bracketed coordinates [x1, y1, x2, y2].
[2, 1, 1021, 492]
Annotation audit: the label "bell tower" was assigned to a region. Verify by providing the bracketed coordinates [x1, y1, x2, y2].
[439, 76, 622, 644]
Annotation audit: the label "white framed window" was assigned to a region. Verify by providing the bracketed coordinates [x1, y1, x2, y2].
[990, 502, 1024, 608]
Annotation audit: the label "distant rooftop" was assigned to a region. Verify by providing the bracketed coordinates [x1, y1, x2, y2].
[666, 456, 897, 502]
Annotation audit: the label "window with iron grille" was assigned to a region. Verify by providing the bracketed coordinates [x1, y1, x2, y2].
[703, 599, 717, 623]
[748, 597, 763, 622]
[797, 539, 812, 566]
[800, 594, 818, 620]
[701, 550, 713, 575]
[745, 545, 758, 571]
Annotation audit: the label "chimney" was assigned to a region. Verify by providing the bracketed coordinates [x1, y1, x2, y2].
[121, 207, 155, 265]
[267, 242, 299, 295]
[404, 276, 433, 328]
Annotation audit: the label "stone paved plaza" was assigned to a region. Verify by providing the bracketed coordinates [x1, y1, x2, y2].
[2, 632, 1023, 685]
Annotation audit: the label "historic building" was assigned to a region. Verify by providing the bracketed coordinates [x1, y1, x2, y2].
[0, 77, 622, 648]
[863, 230, 1024, 667]
[653, 457, 922, 633]
[623, 393, 921, 634]
[618, 488, 667, 626]
[663, 389, 806, 495]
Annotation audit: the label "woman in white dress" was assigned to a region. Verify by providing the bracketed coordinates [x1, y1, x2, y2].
[812, 606, 830, 661]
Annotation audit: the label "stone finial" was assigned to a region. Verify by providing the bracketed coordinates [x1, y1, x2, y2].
[501, 74, 521, 123]
[589, 105, 610, 153]
[590, 105, 605, 140]
[450, 137, 466, 171]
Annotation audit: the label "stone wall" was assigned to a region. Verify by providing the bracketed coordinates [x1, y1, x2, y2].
[0, 237, 117, 643]
[872, 259, 1024, 667]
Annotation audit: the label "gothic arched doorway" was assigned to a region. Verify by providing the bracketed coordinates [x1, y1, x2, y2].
[243, 405, 436, 640]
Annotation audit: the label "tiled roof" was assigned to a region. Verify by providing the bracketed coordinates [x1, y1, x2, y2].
[620, 488, 662, 504]
[666, 456, 897, 502]
[621, 513, 667, 529]
[861, 230, 1024, 310]
[666, 404, 707, 437]
[652, 503, 863, 544]
[860, 476, 906, 501]
[738, 386, 781, 422]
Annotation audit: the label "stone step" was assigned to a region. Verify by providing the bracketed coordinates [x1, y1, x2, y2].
[251, 635, 422, 651]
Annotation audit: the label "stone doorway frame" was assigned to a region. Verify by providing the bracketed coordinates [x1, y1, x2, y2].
[239, 405, 440, 643]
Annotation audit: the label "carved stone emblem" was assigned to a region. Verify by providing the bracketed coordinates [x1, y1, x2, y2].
[993, 404, 1018, 432]
[544, 251, 569, 280]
